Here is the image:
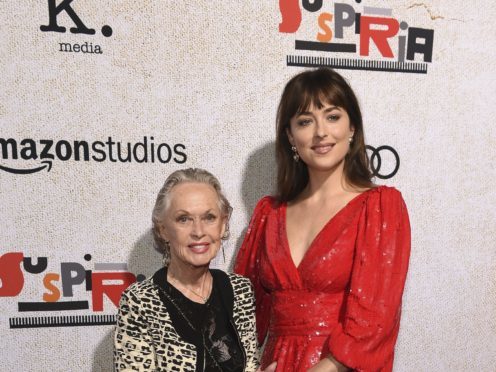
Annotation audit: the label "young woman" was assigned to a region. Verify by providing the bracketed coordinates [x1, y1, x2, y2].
[235, 68, 411, 372]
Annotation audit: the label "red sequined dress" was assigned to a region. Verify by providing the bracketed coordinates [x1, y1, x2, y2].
[234, 186, 410, 372]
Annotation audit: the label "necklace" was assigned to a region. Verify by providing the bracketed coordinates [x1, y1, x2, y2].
[168, 271, 211, 303]
[155, 286, 223, 371]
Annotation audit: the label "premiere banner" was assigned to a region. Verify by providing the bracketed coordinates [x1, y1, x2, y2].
[1, 1, 495, 371]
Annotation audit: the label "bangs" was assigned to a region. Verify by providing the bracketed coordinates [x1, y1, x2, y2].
[292, 80, 347, 116]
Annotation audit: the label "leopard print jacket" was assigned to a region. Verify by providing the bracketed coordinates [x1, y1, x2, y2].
[114, 270, 260, 371]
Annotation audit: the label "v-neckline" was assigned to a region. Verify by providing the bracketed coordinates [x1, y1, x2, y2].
[282, 188, 375, 271]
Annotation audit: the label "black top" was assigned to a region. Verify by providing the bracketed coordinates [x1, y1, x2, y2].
[153, 267, 244, 372]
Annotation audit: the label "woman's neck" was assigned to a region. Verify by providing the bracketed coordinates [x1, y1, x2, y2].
[303, 163, 348, 202]
[167, 261, 210, 287]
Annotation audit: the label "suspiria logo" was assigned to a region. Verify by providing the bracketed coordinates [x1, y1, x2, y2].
[278, 0, 435, 73]
[0, 136, 187, 175]
[0, 252, 140, 328]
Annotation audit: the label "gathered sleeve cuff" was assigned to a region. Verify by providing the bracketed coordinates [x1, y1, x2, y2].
[328, 187, 411, 371]
[234, 196, 274, 345]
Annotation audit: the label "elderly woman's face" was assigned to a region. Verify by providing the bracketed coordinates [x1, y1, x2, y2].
[159, 182, 226, 269]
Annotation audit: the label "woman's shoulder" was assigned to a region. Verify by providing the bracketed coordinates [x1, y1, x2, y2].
[122, 276, 157, 299]
[362, 185, 409, 223]
[210, 269, 251, 289]
[244, 196, 281, 226]
[365, 185, 405, 203]
[210, 270, 253, 305]
[253, 195, 279, 212]
[227, 272, 252, 288]
[227, 273, 255, 305]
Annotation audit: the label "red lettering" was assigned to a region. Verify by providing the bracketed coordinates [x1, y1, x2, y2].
[91, 272, 136, 311]
[0, 252, 24, 296]
[279, 0, 301, 33]
[360, 16, 399, 58]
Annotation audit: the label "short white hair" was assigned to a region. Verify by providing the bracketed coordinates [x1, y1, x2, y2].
[151, 168, 232, 266]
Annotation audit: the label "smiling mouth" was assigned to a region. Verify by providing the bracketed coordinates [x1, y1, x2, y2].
[188, 242, 210, 253]
[311, 144, 334, 154]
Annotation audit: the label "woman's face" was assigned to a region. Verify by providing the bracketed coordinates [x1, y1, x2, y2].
[159, 182, 226, 269]
[287, 102, 354, 174]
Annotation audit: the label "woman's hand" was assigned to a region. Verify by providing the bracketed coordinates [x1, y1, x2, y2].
[257, 361, 277, 372]
[307, 355, 348, 372]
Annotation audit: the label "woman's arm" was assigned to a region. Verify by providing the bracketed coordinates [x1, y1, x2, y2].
[243, 281, 262, 371]
[307, 355, 349, 372]
[114, 288, 157, 371]
[234, 196, 274, 345]
[326, 187, 411, 371]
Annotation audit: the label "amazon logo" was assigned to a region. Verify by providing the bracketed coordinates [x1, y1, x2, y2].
[0, 137, 188, 174]
[1, 139, 58, 174]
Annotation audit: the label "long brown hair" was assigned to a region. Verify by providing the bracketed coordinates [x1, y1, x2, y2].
[276, 68, 373, 202]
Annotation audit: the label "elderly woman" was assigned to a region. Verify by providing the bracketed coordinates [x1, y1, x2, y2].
[114, 168, 260, 371]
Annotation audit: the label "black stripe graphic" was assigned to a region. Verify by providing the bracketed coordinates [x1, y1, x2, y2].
[9, 315, 116, 329]
[286, 55, 428, 74]
[295, 40, 357, 53]
[18, 301, 89, 312]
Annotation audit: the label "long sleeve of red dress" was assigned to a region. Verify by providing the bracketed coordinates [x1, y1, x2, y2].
[328, 188, 411, 371]
[234, 196, 275, 345]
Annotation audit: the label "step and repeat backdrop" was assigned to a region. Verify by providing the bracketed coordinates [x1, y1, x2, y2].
[1, 1, 495, 371]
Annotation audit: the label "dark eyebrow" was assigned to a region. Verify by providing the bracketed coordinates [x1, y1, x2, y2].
[296, 106, 340, 117]
[173, 209, 216, 216]
[174, 210, 190, 215]
[323, 106, 341, 113]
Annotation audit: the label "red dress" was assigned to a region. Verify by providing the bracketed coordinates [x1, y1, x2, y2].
[234, 186, 411, 372]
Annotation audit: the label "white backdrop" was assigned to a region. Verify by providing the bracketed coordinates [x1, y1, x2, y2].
[1, 1, 495, 371]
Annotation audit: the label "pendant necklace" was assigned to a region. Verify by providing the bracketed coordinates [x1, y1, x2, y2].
[168, 271, 211, 303]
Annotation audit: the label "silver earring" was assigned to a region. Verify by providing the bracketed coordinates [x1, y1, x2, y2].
[291, 146, 299, 162]
[349, 136, 353, 143]
[162, 241, 171, 266]
[220, 228, 229, 262]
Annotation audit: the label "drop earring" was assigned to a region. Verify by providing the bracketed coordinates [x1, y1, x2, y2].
[221, 229, 229, 263]
[162, 240, 171, 267]
[291, 146, 299, 162]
